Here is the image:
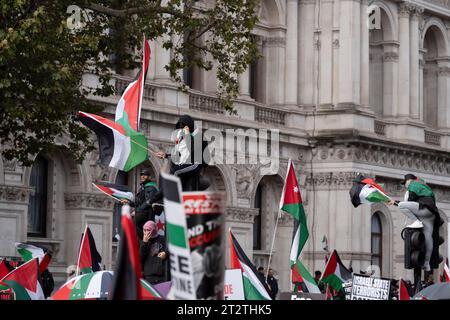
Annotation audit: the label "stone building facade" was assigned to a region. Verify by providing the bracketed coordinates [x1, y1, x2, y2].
[1, 0, 450, 292]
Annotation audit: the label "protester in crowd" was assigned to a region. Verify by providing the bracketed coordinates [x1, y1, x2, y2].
[314, 270, 326, 293]
[139, 220, 168, 284]
[121, 169, 159, 240]
[266, 268, 279, 300]
[156, 114, 210, 191]
[388, 173, 442, 272]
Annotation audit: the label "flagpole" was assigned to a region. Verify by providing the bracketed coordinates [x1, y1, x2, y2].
[266, 210, 282, 281]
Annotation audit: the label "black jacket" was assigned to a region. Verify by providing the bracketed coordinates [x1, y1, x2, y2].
[132, 182, 159, 240]
[139, 236, 167, 282]
[267, 276, 278, 298]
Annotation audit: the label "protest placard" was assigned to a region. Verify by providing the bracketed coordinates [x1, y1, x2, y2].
[350, 274, 391, 300]
[224, 269, 245, 300]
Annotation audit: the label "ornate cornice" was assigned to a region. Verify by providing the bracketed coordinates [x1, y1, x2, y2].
[311, 141, 450, 178]
[3, 159, 18, 172]
[263, 37, 286, 47]
[383, 52, 399, 62]
[64, 193, 115, 210]
[0, 185, 33, 203]
[411, 5, 425, 18]
[399, 2, 415, 17]
[305, 171, 359, 190]
[438, 66, 450, 76]
[226, 207, 259, 223]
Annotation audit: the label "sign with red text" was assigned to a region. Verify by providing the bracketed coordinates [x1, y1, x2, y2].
[224, 269, 245, 300]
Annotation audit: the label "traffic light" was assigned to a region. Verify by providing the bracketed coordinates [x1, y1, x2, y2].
[402, 228, 425, 269]
[430, 216, 445, 269]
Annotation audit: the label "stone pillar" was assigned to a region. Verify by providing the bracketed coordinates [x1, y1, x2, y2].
[338, 0, 361, 106]
[153, 36, 172, 82]
[238, 67, 251, 98]
[284, 0, 298, 106]
[410, 6, 423, 120]
[419, 50, 425, 122]
[437, 60, 450, 129]
[383, 43, 399, 117]
[298, 0, 315, 107]
[360, 0, 370, 107]
[397, 2, 412, 117]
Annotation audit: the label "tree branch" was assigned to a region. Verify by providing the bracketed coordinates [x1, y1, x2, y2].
[86, 3, 184, 18]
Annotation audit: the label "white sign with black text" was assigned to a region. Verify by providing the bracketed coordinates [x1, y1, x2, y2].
[350, 274, 391, 300]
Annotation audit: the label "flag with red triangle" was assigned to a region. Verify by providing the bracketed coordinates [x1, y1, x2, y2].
[442, 261, 450, 282]
[399, 278, 412, 300]
[320, 250, 352, 291]
[77, 225, 102, 275]
[109, 205, 142, 300]
[0, 259, 13, 279]
[0, 258, 44, 300]
[229, 229, 272, 300]
[292, 259, 321, 293]
[115, 35, 150, 132]
[280, 160, 309, 269]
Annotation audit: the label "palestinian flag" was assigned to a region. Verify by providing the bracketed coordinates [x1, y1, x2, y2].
[292, 260, 321, 293]
[109, 204, 142, 300]
[52, 270, 113, 300]
[161, 173, 196, 300]
[442, 261, 450, 282]
[140, 279, 162, 300]
[280, 160, 309, 270]
[155, 211, 165, 236]
[77, 225, 102, 275]
[399, 278, 412, 300]
[78, 111, 148, 172]
[0, 258, 44, 300]
[350, 174, 390, 208]
[115, 35, 150, 132]
[93, 182, 134, 202]
[15, 243, 52, 273]
[320, 250, 352, 291]
[0, 259, 13, 279]
[229, 229, 272, 300]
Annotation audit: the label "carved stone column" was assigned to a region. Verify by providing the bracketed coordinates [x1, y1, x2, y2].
[398, 2, 413, 117]
[410, 6, 424, 120]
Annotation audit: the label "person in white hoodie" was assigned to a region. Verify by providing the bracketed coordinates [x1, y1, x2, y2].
[156, 114, 210, 191]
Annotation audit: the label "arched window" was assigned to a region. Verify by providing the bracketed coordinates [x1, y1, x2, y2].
[28, 155, 49, 237]
[253, 184, 262, 250]
[371, 213, 383, 274]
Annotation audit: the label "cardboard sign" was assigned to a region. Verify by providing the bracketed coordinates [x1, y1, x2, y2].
[278, 292, 326, 300]
[161, 173, 196, 300]
[350, 274, 391, 300]
[183, 192, 226, 300]
[224, 269, 245, 300]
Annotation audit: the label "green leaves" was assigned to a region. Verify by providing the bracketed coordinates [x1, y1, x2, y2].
[0, 0, 259, 165]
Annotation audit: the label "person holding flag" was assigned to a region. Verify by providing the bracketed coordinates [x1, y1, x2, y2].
[387, 173, 442, 272]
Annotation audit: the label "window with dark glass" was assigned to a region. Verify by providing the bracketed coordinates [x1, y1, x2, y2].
[28, 155, 48, 237]
[371, 213, 383, 274]
[253, 184, 262, 250]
